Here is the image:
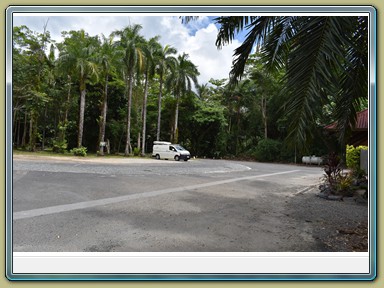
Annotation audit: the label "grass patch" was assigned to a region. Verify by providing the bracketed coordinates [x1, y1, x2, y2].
[12, 149, 152, 159]
[13, 149, 71, 157]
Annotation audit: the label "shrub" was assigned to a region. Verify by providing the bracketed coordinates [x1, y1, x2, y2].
[336, 173, 354, 196]
[351, 168, 368, 183]
[279, 144, 296, 163]
[133, 147, 140, 156]
[253, 139, 282, 162]
[71, 146, 87, 157]
[322, 152, 343, 193]
[346, 145, 368, 170]
[52, 139, 67, 154]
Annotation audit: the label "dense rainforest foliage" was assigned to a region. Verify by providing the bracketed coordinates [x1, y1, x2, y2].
[12, 16, 368, 162]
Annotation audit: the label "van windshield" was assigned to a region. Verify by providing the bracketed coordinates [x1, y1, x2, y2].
[174, 145, 185, 151]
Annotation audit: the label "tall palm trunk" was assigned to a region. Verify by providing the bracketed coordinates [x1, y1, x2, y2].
[62, 75, 71, 142]
[98, 74, 108, 155]
[141, 68, 149, 156]
[124, 70, 134, 156]
[77, 78, 86, 148]
[156, 74, 164, 141]
[173, 93, 180, 143]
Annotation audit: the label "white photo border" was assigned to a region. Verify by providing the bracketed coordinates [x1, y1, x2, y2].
[6, 5, 377, 281]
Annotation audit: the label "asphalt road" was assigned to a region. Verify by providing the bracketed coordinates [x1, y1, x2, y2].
[12, 156, 324, 252]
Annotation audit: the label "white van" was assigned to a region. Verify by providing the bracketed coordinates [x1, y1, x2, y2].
[152, 141, 191, 161]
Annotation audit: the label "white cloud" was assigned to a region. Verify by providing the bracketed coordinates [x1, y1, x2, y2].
[13, 15, 241, 85]
[132, 16, 240, 85]
[178, 23, 239, 85]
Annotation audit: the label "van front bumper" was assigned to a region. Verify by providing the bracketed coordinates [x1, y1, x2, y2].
[180, 154, 190, 160]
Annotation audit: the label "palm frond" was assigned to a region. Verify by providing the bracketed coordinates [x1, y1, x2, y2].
[215, 16, 254, 49]
[334, 17, 368, 143]
[180, 16, 199, 24]
[215, 16, 275, 84]
[283, 17, 355, 150]
[260, 17, 296, 72]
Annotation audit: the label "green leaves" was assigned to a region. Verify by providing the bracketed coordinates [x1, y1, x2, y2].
[167, 53, 200, 97]
[214, 16, 368, 152]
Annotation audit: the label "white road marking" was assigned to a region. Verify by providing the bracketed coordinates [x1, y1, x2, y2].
[13, 170, 300, 220]
[204, 166, 252, 174]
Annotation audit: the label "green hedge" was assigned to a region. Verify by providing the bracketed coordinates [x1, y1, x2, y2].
[253, 139, 282, 162]
[70, 146, 87, 157]
[346, 145, 368, 170]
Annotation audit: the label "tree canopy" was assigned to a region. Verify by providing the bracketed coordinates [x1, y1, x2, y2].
[213, 16, 368, 150]
[12, 16, 368, 162]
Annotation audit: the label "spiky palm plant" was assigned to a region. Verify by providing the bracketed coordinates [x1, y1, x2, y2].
[214, 16, 368, 151]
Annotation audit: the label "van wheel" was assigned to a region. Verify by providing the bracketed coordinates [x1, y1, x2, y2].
[156, 154, 160, 160]
[174, 155, 180, 161]
[184, 159, 188, 161]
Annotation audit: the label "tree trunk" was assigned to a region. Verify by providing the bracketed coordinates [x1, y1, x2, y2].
[77, 79, 86, 148]
[156, 73, 163, 141]
[29, 115, 33, 151]
[124, 71, 133, 156]
[137, 132, 141, 153]
[106, 139, 110, 154]
[98, 75, 108, 156]
[13, 108, 18, 146]
[62, 75, 71, 141]
[42, 105, 47, 150]
[173, 93, 180, 143]
[22, 112, 27, 147]
[141, 69, 149, 156]
[16, 118, 21, 147]
[261, 95, 268, 139]
[28, 111, 37, 152]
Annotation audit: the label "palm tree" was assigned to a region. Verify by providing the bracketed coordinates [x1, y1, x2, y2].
[196, 83, 211, 101]
[167, 53, 199, 143]
[113, 24, 145, 156]
[141, 36, 161, 156]
[155, 44, 177, 141]
[213, 16, 368, 151]
[58, 29, 99, 148]
[96, 33, 121, 155]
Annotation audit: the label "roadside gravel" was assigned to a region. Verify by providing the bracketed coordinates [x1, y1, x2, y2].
[285, 187, 369, 252]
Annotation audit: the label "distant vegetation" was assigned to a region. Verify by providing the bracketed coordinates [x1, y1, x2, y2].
[12, 16, 368, 162]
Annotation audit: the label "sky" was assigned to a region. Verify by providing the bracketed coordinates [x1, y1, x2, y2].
[13, 14, 244, 86]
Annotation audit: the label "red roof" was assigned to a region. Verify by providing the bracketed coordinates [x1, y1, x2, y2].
[355, 109, 368, 130]
[325, 109, 368, 131]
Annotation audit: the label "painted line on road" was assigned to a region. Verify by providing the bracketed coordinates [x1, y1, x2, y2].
[290, 185, 318, 197]
[13, 170, 300, 220]
[204, 166, 252, 174]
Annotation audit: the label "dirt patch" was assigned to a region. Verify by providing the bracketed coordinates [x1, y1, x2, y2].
[322, 222, 368, 252]
[285, 189, 369, 252]
[12, 154, 174, 164]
